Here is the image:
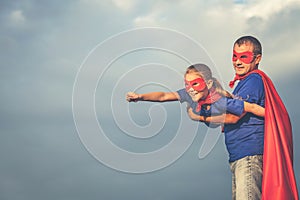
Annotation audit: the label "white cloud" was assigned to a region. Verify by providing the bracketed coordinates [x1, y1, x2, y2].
[134, 14, 162, 27]
[112, 0, 137, 11]
[130, 0, 300, 80]
[9, 10, 26, 25]
[133, 2, 165, 27]
[1, 1, 300, 199]
[235, 0, 300, 20]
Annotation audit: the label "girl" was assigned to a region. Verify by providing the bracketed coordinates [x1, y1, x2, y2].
[126, 63, 264, 125]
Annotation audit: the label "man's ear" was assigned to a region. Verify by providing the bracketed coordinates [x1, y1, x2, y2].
[206, 79, 214, 89]
[255, 54, 262, 65]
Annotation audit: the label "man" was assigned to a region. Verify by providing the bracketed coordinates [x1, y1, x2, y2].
[225, 36, 298, 200]
[191, 36, 298, 200]
[224, 36, 265, 200]
[226, 36, 265, 200]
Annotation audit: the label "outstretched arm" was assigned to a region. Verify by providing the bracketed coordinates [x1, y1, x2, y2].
[126, 91, 180, 102]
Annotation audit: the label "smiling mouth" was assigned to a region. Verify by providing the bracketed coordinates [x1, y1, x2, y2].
[188, 91, 199, 96]
[235, 64, 245, 68]
[235, 65, 245, 70]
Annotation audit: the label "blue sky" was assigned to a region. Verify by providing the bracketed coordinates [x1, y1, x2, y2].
[1, 0, 300, 199]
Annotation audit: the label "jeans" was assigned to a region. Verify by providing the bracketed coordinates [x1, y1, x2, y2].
[230, 155, 263, 200]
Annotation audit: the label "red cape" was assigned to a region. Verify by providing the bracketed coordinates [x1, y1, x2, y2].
[253, 70, 298, 200]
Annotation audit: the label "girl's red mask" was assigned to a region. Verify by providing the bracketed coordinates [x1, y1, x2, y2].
[232, 50, 255, 64]
[184, 77, 206, 91]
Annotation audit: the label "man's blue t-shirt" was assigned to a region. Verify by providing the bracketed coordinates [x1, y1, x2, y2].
[224, 73, 265, 162]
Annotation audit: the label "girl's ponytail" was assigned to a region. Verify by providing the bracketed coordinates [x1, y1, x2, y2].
[211, 77, 233, 98]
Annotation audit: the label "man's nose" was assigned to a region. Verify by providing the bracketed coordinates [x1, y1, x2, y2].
[235, 58, 243, 65]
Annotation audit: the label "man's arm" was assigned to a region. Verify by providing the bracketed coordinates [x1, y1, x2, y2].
[187, 100, 265, 124]
[244, 102, 265, 117]
[187, 107, 245, 124]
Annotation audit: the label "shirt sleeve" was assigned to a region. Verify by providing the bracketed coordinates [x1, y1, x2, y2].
[211, 97, 244, 116]
[226, 98, 244, 116]
[176, 88, 190, 103]
[233, 74, 265, 105]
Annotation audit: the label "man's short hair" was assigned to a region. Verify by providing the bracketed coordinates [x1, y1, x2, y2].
[234, 36, 262, 55]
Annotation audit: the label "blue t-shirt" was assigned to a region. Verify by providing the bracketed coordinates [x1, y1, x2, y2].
[224, 73, 265, 162]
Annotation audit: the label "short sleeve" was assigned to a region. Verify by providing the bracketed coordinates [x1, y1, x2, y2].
[233, 74, 265, 105]
[177, 88, 191, 103]
[211, 97, 244, 116]
[226, 98, 244, 116]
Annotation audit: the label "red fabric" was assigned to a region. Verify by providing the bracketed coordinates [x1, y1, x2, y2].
[229, 73, 248, 88]
[196, 87, 222, 112]
[230, 70, 299, 200]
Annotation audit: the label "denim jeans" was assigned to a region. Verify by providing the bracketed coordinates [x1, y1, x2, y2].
[230, 155, 263, 200]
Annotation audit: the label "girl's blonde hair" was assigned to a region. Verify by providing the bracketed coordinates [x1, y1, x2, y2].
[185, 64, 232, 98]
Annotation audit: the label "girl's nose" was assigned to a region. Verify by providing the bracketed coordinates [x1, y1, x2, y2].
[188, 87, 195, 93]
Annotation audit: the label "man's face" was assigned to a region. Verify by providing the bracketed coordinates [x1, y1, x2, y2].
[232, 43, 261, 76]
[185, 73, 209, 102]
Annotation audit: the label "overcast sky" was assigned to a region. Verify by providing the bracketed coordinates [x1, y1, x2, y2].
[1, 0, 300, 199]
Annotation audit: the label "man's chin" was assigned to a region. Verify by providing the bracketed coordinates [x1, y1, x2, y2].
[235, 69, 249, 76]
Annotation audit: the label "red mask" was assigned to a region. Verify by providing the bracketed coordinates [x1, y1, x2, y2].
[185, 77, 206, 92]
[232, 50, 255, 64]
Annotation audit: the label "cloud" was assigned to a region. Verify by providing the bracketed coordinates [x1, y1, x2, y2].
[1, 0, 300, 199]
[130, 0, 300, 82]
[241, 0, 300, 20]
[9, 10, 26, 25]
[134, 14, 160, 27]
[112, 0, 137, 11]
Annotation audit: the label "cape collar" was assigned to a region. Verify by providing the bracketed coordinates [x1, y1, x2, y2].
[229, 69, 260, 88]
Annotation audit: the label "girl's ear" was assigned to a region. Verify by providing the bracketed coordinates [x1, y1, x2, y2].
[206, 79, 213, 89]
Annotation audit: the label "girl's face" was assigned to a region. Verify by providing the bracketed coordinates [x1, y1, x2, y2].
[185, 73, 209, 102]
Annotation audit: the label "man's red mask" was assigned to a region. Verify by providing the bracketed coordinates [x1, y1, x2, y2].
[232, 50, 255, 64]
[185, 77, 206, 91]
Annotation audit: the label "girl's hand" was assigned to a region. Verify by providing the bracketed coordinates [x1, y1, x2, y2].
[126, 92, 141, 102]
[187, 107, 202, 121]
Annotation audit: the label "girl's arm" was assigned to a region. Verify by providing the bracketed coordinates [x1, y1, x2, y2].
[126, 91, 180, 102]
